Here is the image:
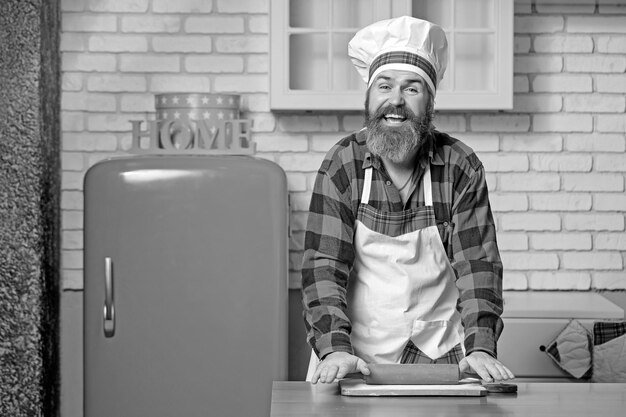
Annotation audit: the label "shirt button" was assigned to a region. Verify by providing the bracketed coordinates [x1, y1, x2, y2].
[386, 181, 392, 186]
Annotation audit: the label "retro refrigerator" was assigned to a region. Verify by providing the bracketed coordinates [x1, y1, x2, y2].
[83, 155, 289, 417]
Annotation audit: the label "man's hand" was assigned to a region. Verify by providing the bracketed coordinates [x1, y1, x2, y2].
[459, 351, 515, 383]
[310, 352, 370, 384]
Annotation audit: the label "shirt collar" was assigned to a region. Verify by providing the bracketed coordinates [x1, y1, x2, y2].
[429, 133, 445, 166]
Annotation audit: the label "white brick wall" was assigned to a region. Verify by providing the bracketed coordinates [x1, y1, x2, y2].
[59, 0, 626, 297]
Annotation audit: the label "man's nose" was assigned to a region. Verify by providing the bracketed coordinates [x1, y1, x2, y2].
[388, 87, 404, 106]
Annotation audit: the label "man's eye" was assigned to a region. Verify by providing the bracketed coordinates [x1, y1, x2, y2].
[405, 87, 419, 94]
[378, 84, 390, 90]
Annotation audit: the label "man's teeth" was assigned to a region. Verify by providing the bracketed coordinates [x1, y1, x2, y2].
[385, 114, 405, 120]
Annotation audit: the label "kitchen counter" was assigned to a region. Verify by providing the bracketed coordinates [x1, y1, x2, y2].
[270, 381, 626, 417]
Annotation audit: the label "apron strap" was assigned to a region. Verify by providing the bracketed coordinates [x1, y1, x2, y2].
[423, 164, 432, 207]
[361, 167, 373, 205]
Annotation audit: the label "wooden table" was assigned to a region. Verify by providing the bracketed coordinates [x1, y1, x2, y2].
[271, 381, 626, 417]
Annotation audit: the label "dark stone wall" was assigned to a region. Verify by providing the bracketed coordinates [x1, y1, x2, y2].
[0, 1, 61, 416]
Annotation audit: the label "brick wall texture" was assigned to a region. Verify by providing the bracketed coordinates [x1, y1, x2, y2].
[60, 0, 626, 293]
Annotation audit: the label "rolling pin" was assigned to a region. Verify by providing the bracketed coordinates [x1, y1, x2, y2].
[363, 363, 518, 393]
[365, 363, 460, 385]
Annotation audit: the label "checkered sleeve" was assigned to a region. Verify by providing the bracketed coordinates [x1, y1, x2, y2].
[301, 155, 357, 359]
[450, 164, 504, 358]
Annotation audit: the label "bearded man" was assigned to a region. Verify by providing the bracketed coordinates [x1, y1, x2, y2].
[301, 16, 514, 384]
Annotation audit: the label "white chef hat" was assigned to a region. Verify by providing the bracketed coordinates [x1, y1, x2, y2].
[348, 16, 448, 95]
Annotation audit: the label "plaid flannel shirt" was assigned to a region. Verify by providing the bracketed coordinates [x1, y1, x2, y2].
[301, 129, 504, 360]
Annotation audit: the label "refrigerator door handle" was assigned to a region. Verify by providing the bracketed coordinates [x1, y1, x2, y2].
[103, 257, 115, 337]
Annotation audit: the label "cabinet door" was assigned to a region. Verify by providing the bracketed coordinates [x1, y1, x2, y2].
[413, 0, 513, 109]
[499, 318, 595, 378]
[270, 0, 512, 110]
[270, 0, 411, 111]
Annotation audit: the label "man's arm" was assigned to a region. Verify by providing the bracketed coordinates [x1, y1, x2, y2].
[301, 164, 357, 360]
[449, 165, 514, 381]
[450, 164, 504, 358]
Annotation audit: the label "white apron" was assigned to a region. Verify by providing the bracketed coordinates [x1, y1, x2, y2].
[306, 163, 463, 380]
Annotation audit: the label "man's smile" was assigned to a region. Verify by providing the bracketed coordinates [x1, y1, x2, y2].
[382, 114, 407, 125]
[375, 106, 412, 127]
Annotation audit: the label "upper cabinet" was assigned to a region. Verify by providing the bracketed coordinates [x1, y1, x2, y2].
[270, 0, 513, 111]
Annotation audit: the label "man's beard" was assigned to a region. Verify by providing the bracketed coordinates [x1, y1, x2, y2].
[364, 99, 434, 163]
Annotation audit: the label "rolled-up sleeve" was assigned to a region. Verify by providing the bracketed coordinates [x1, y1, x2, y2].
[450, 165, 504, 358]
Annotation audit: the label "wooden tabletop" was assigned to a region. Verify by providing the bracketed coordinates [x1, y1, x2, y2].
[271, 381, 626, 417]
